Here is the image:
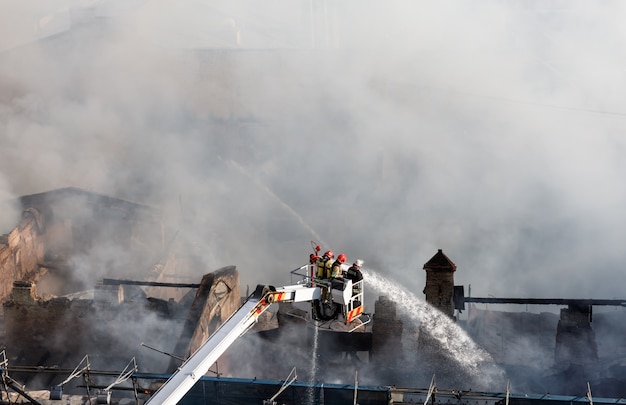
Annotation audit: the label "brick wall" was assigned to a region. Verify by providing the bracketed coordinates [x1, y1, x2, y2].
[422, 270, 455, 318]
[3, 282, 94, 365]
[3, 280, 188, 374]
[0, 214, 46, 304]
[555, 306, 599, 372]
[371, 296, 403, 363]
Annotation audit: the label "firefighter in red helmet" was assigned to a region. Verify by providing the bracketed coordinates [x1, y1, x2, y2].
[309, 243, 321, 264]
[316, 250, 334, 279]
[331, 253, 347, 278]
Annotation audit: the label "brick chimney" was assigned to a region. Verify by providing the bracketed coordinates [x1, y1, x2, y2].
[554, 304, 599, 375]
[371, 295, 403, 368]
[422, 249, 457, 319]
[12, 281, 37, 304]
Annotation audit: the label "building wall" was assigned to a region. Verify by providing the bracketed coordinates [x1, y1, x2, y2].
[3, 282, 93, 364]
[0, 189, 244, 383]
[371, 296, 403, 363]
[3, 266, 242, 380]
[0, 213, 46, 303]
[422, 270, 455, 318]
[0, 188, 165, 298]
[465, 306, 559, 367]
[2, 281, 184, 374]
[168, 266, 241, 374]
[555, 306, 599, 373]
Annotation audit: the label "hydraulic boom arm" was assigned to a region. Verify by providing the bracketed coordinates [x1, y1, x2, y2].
[145, 283, 320, 405]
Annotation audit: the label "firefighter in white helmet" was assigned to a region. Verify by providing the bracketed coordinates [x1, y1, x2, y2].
[346, 259, 364, 304]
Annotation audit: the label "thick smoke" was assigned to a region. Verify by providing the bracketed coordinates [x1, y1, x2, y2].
[2, 0, 626, 393]
[0, 175, 20, 233]
[2, 1, 626, 299]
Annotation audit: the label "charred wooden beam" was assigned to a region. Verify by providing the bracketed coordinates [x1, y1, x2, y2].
[101, 278, 200, 288]
[462, 297, 626, 306]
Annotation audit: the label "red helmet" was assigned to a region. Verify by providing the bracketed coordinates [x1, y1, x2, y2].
[324, 250, 334, 259]
[337, 253, 347, 264]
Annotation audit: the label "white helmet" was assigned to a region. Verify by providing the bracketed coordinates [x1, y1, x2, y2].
[354, 259, 364, 267]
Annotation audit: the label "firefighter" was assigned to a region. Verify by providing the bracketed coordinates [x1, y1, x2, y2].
[346, 259, 364, 298]
[346, 259, 363, 283]
[316, 250, 334, 279]
[331, 253, 347, 278]
[309, 243, 321, 265]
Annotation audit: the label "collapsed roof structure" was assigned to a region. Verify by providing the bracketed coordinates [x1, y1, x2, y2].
[0, 188, 243, 392]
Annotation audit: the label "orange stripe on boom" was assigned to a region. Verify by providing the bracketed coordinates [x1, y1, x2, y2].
[252, 300, 270, 318]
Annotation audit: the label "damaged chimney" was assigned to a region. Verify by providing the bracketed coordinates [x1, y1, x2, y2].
[11, 280, 37, 303]
[371, 295, 403, 365]
[422, 249, 457, 319]
[554, 304, 599, 376]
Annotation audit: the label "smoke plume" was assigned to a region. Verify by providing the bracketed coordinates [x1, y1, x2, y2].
[2, 0, 626, 392]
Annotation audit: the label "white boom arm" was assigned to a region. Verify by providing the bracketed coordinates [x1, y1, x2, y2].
[145, 283, 321, 405]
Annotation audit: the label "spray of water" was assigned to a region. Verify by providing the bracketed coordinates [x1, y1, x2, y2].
[364, 269, 504, 383]
[220, 162, 329, 397]
[210, 161, 504, 386]
[223, 158, 327, 245]
[306, 325, 320, 404]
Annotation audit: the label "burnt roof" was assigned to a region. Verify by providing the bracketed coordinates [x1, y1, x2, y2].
[423, 249, 457, 272]
[9, 187, 162, 225]
[20, 187, 157, 212]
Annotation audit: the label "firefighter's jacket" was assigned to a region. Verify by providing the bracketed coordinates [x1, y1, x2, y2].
[346, 266, 363, 294]
[331, 260, 343, 278]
